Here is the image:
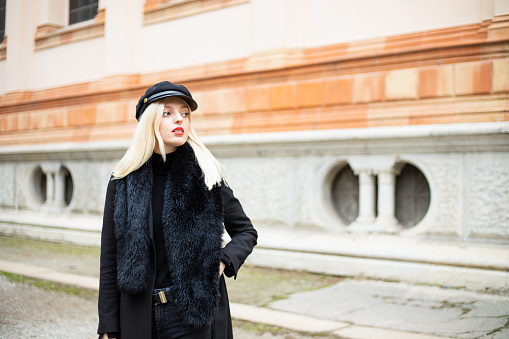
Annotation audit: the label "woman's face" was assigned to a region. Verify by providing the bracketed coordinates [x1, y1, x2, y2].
[156, 97, 191, 154]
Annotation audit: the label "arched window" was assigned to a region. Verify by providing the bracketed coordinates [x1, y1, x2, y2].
[395, 164, 430, 227]
[331, 165, 359, 225]
[30, 166, 47, 206]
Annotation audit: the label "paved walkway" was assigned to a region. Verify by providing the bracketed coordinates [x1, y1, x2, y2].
[1, 259, 508, 338]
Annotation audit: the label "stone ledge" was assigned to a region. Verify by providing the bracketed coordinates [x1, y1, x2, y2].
[0, 209, 102, 232]
[248, 248, 509, 292]
[0, 259, 99, 290]
[254, 227, 509, 272]
[0, 223, 101, 247]
[0, 122, 508, 159]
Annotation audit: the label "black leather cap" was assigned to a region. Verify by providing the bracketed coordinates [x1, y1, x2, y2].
[135, 81, 198, 121]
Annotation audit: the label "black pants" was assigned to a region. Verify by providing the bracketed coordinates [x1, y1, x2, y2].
[151, 299, 211, 339]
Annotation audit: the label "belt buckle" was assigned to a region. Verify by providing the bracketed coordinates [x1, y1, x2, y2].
[158, 290, 167, 304]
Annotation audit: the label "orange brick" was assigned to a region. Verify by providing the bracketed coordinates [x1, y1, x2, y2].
[201, 90, 221, 115]
[324, 77, 353, 106]
[6, 114, 18, 132]
[68, 105, 96, 127]
[297, 81, 323, 108]
[385, 68, 419, 100]
[126, 99, 139, 122]
[419, 66, 454, 98]
[39, 111, 53, 129]
[53, 109, 68, 127]
[316, 106, 368, 129]
[353, 73, 384, 103]
[96, 102, 115, 124]
[246, 86, 271, 112]
[190, 92, 204, 116]
[0, 116, 6, 132]
[96, 102, 128, 124]
[493, 58, 509, 93]
[455, 61, 492, 95]
[17, 112, 30, 131]
[221, 87, 246, 114]
[269, 83, 297, 110]
[71, 127, 92, 143]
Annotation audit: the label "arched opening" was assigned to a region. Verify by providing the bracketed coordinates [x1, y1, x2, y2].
[331, 165, 359, 225]
[30, 166, 47, 205]
[395, 163, 431, 227]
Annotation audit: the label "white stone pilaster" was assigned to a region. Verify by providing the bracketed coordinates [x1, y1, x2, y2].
[349, 156, 404, 233]
[103, 0, 144, 77]
[373, 159, 404, 232]
[45, 172, 54, 204]
[354, 169, 377, 224]
[375, 168, 401, 231]
[53, 168, 67, 207]
[40, 163, 66, 210]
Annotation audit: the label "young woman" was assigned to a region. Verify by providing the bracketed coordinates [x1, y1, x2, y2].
[97, 81, 258, 339]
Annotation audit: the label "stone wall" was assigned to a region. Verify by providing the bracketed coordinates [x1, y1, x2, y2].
[1, 122, 508, 244]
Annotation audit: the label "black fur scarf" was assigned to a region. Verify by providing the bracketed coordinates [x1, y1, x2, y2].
[113, 142, 224, 328]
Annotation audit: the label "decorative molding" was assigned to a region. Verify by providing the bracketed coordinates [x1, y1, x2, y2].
[35, 23, 64, 38]
[144, 0, 249, 26]
[1, 122, 507, 161]
[34, 9, 105, 51]
[0, 18, 507, 146]
[488, 14, 509, 41]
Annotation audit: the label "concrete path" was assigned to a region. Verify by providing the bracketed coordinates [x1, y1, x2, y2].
[269, 279, 509, 339]
[1, 259, 508, 338]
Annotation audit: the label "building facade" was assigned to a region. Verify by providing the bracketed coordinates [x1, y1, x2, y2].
[1, 0, 508, 291]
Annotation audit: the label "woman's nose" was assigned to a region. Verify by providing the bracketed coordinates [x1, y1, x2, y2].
[174, 112, 183, 123]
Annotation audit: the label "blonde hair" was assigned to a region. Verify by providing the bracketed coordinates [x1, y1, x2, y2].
[112, 99, 225, 190]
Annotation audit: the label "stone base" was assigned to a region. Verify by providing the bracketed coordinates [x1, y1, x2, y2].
[249, 248, 509, 293]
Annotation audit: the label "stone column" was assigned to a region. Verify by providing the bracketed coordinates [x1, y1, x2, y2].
[354, 169, 377, 224]
[53, 167, 67, 207]
[375, 169, 400, 230]
[45, 171, 55, 204]
[41, 162, 63, 210]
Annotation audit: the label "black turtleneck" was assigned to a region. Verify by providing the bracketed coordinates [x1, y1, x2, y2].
[152, 152, 175, 288]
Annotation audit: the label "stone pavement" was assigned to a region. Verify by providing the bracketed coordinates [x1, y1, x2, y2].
[0, 259, 508, 338]
[268, 279, 509, 339]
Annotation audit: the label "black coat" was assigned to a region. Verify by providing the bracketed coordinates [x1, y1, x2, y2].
[98, 149, 257, 339]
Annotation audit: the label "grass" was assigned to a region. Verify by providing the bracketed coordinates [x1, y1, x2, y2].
[232, 319, 341, 338]
[226, 266, 343, 307]
[0, 235, 101, 277]
[1, 271, 98, 300]
[0, 235, 100, 257]
[0, 235, 344, 308]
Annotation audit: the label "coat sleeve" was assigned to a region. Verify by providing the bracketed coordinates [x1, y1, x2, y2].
[97, 178, 121, 334]
[221, 185, 258, 279]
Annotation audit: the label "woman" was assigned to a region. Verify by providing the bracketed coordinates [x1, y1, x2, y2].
[97, 81, 258, 339]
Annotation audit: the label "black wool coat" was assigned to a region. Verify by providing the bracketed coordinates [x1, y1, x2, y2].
[98, 144, 257, 339]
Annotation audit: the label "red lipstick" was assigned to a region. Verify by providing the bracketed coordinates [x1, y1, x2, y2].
[172, 127, 184, 135]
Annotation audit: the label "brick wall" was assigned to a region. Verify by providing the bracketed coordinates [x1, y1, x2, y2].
[0, 17, 508, 146]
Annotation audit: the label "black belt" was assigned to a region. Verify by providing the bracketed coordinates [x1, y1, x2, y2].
[153, 286, 176, 307]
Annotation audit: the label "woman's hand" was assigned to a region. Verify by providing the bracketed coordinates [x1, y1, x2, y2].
[101, 334, 108, 339]
[219, 261, 226, 276]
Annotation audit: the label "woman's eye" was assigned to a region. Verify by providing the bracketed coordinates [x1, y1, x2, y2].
[182, 112, 189, 117]
[162, 111, 171, 117]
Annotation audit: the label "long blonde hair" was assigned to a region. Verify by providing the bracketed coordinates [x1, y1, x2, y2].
[112, 99, 225, 190]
